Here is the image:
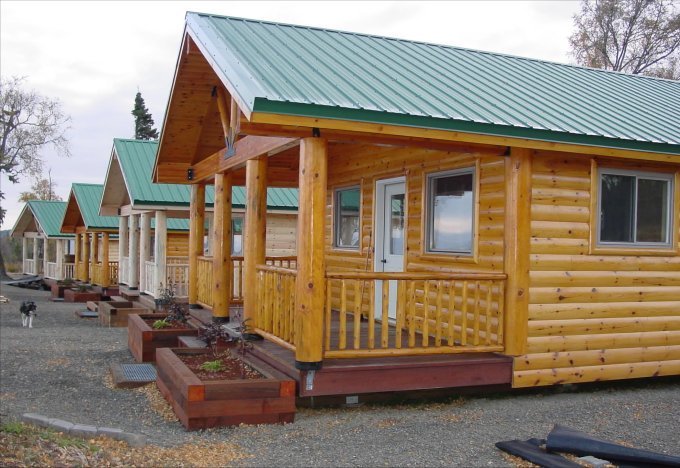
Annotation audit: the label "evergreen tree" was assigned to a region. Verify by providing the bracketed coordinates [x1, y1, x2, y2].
[131, 91, 159, 140]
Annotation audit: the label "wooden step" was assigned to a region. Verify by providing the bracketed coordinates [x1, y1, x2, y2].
[86, 301, 99, 312]
[109, 296, 127, 303]
[178, 336, 207, 348]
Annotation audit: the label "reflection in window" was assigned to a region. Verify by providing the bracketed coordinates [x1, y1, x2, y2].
[335, 187, 360, 249]
[599, 170, 672, 246]
[390, 193, 405, 255]
[427, 169, 474, 253]
[232, 218, 243, 255]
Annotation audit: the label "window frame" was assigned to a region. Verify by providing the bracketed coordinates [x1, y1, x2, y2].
[596, 167, 675, 250]
[333, 185, 361, 250]
[424, 166, 477, 255]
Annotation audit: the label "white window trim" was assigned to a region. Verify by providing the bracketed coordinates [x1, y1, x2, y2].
[425, 167, 476, 255]
[597, 167, 674, 249]
[333, 186, 361, 250]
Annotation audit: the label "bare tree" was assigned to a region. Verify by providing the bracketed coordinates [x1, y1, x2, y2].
[569, 0, 680, 79]
[18, 169, 62, 202]
[0, 76, 70, 279]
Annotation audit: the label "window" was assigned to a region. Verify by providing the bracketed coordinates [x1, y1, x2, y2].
[426, 168, 475, 254]
[334, 187, 360, 249]
[232, 218, 243, 255]
[598, 169, 673, 247]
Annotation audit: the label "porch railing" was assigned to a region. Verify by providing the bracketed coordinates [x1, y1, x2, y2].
[324, 272, 506, 358]
[197, 256, 213, 308]
[119, 256, 130, 285]
[166, 261, 189, 297]
[91, 263, 103, 285]
[46, 262, 59, 279]
[108, 261, 119, 285]
[255, 265, 297, 349]
[24, 258, 36, 276]
[90, 261, 118, 286]
[142, 260, 156, 296]
[63, 263, 75, 280]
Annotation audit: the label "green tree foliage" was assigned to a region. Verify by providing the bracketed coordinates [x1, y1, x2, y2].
[131, 91, 159, 140]
[569, 0, 680, 79]
[0, 76, 70, 224]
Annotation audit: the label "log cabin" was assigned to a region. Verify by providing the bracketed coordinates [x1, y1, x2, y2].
[99, 137, 298, 306]
[152, 12, 680, 396]
[59, 183, 120, 287]
[10, 200, 75, 280]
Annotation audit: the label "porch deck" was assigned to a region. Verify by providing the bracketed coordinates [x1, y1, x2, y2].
[250, 312, 513, 398]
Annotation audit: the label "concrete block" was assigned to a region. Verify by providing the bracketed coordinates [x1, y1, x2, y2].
[70, 424, 98, 438]
[579, 456, 612, 468]
[49, 419, 74, 433]
[112, 431, 147, 447]
[96, 426, 124, 437]
[21, 413, 51, 428]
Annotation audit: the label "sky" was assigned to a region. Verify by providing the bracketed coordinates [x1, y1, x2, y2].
[0, 0, 581, 230]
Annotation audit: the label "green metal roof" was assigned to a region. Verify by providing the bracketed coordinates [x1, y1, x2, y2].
[114, 138, 298, 210]
[13, 201, 74, 239]
[186, 12, 680, 155]
[72, 183, 120, 230]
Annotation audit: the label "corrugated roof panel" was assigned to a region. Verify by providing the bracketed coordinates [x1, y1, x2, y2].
[186, 13, 680, 153]
[27, 201, 73, 238]
[114, 138, 297, 209]
[72, 184, 119, 230]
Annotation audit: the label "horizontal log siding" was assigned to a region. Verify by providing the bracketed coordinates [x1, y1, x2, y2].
[167, 233, 189, 257]
[514, 152, 680, 387]
[265, 213, 297, 256]
[324, 143, 506, 341]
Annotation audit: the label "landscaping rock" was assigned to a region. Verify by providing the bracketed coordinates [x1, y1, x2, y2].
[70, 423, 98, 438]
[21, 413, 51, 428]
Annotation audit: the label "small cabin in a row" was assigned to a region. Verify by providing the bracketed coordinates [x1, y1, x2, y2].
[151, 13, 679, 395]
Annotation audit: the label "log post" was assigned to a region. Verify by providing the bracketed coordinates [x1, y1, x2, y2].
[212, 172, 233, 322]
[32, 237, 39, 275]
[294, 137, 327, 370]
[74, 234, 81, 279]
[83, 233, 91, 283]
[189, 184, 206, 307]
[56, 238, 64, 280]
[154, 210, 167, 298]
[102, 232, 110, 287]
[503, 147, 532, 356]
[118, 216, 128, 284]
[129, 214, 140, 289]
[140, 212, 152, 292]
[42, 238, 48, 277]
[22, 237, 28, 274]
[243, 157, 267, 325]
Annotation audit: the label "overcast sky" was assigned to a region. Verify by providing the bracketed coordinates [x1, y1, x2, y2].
[0, 0, 580, 229]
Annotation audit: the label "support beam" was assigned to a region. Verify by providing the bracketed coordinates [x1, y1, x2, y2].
[129, 214, 140, 289]
[92, 233, 99, 281]
[118, 216, 128, 284]
[83, 233, 91, 283]
[42, 238, 48, 277]
[154, 211, 167, 298]
[294, 137, 328, 370]
[74, 234, 81, 279]
[188, 184, 206, 307]
[56, 238, 64, 280]
[32, 238, 38, 275]
[140, 213, 152, 292]
[212, 172, 233, 321]
[102, 233, 110, 287]
[243, 157, 268, 325]
[22, 237, 28, 274]
[504, 147, 532, 356]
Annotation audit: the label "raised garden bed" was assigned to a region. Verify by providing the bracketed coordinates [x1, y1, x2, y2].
[127, 313, 198, 363]
[156, 347, 296, 430]
[63, 288, 101, 303]
[99, 301, 149, 327]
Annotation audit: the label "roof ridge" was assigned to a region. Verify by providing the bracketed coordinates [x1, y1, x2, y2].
[187, 11, 680, 85]
[72, 182, 103, 187]
[114, 137, 159, 144]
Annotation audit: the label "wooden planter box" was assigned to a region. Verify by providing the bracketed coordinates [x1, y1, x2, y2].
[50, 282, 74, 299]
[156, 347, 296, 430]
[63, 289, 101, 303]
[127, 314, 198, 363]
[99, 301, 149, 327]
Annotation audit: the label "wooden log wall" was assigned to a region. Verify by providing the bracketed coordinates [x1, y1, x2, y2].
[264, 213, 297, 256]
[513, 152, 680, 387]
[324, 143, 507, 338]
[167, 233, 190, 257]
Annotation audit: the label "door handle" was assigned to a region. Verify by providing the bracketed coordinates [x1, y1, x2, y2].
[380, 259, 387, 263]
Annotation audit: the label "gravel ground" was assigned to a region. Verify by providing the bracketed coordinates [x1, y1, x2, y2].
[1, 283, 679, 467]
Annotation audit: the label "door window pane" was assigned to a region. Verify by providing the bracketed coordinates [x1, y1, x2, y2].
[428, 170, 474, 253]
[232, 218, 243, 255]
[335, 188, 360, 248]
[389, 193, 405, 255]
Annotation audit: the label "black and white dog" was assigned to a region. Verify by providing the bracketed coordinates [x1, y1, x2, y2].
[20, 301, 37, 328]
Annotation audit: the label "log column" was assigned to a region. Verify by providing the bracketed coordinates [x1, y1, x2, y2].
[22, 237, 28, 274]
[294, 137, 327, 370]
[154, 211, 167, 298]
[102, 233, 110, 287]
[83, 233, 91, 282]
[92, 233, 99, 283]
[503, 147, 532, 356]
[243, 157, 267, 325]
[118, 216, 128, 284]
[140, 212, 152, 292]
[32, 237, 38, 275]
[74, 234, 81, 279]
[128, 214, 140, 289]
[56, 238, 64, 280]
[42, 238, 49, 277]
[188, 184, 206, 308]
[212, 172, 233, 322]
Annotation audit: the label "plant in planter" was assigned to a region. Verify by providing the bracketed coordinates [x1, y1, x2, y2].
[63, 283, 101, 303]
[152, 286, 190, 330]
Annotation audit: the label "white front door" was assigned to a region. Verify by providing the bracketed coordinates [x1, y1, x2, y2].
[374, 177, 406, 320]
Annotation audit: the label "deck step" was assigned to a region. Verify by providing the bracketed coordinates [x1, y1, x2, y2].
[75, 310, 98, 318]
[109, 296, 126, 303]
[178, 336, 207, 348]
[86, 301, 99, 311]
